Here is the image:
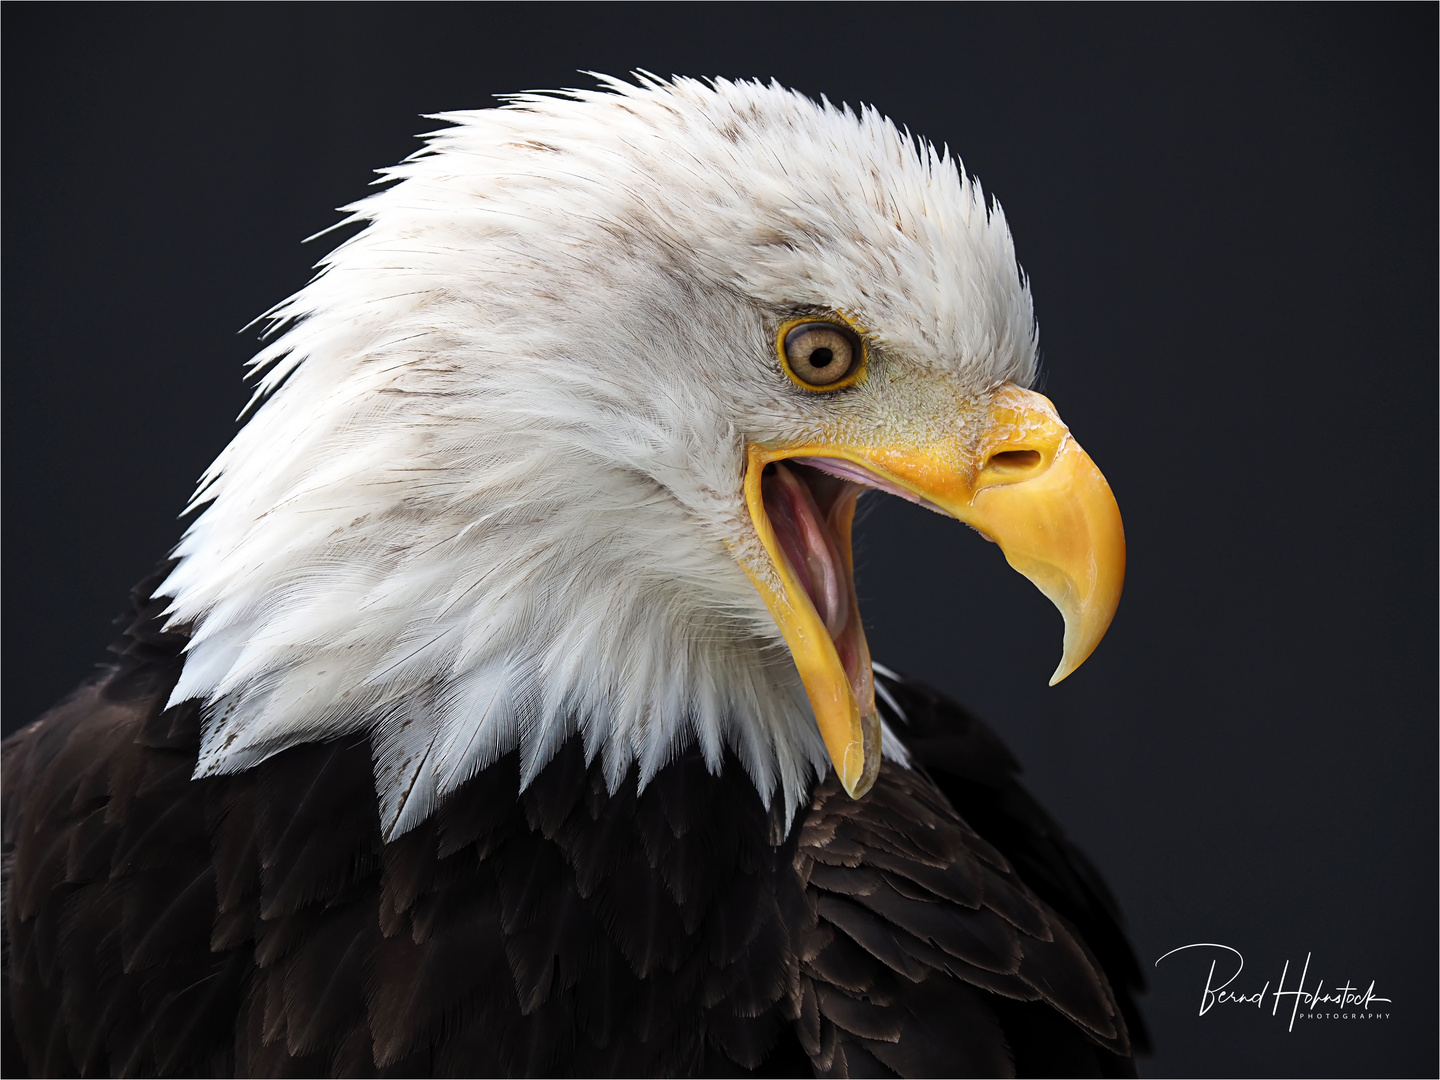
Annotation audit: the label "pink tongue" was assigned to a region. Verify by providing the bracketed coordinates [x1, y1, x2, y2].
[761, 462, 849, 637]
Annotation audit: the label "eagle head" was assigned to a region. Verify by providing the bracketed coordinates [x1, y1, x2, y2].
[159, 75, 1124, 838]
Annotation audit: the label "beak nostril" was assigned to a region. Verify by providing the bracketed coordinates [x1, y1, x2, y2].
[987, 449, 1042, 473]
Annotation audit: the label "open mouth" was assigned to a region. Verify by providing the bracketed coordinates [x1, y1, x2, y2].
[738, 383, 1126, 800]
[757, 458, 877, 782]
[761, 461, 865, 674]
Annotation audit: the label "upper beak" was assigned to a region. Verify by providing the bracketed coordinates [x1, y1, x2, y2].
[740, 382, 1125, 798]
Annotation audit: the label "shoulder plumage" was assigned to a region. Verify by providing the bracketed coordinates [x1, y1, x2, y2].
[872, 664, 1150, 1061]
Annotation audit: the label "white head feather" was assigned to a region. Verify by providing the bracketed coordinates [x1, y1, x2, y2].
[160, 74, 1038, 837]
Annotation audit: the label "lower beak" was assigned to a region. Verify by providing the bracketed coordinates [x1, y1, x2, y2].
[740, 383, 1125, 798]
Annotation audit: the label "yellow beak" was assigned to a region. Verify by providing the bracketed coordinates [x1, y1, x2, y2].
[741, 383, 1125, 798]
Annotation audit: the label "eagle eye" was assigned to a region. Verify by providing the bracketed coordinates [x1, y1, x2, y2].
[779, 319, 864, 390]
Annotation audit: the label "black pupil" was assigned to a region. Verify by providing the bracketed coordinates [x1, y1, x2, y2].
[809, 346, 834, 368]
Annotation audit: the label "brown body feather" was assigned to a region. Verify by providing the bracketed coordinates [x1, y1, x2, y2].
[2, 570, 1143, 1077]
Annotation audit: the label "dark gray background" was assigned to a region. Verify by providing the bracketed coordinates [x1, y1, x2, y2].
[4, 5, 1435, 1076]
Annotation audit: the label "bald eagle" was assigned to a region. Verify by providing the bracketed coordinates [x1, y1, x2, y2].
[2, 76, 1143, 1077]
